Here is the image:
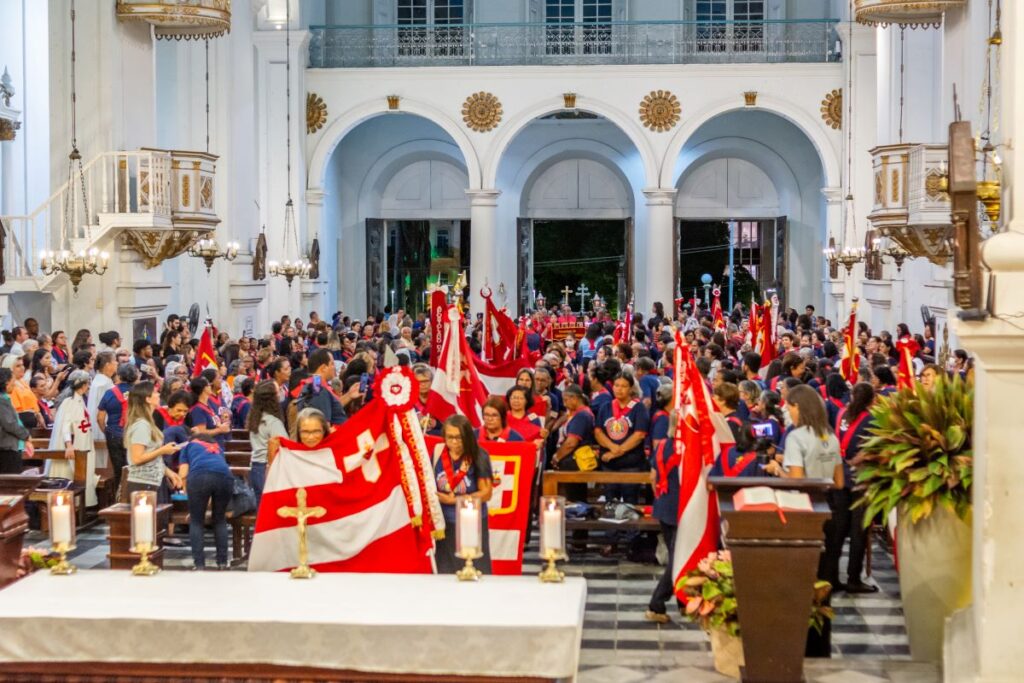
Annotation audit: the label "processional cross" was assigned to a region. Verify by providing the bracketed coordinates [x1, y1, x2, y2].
[278, 487, 326, 579]
[575, 283, 590, 314]
[560, 286, 573, 307]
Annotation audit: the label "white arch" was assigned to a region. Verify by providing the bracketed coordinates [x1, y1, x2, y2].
[483, 96, 660, 190]
[357, 139, 469, 220]
[658, 95, 840, 189]
[307, 98, 482, 192]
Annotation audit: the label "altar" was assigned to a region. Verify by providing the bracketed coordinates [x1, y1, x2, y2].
[0, 571, 587, 682]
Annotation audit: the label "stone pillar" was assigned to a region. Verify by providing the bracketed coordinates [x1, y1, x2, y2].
[300, 189, 327, 317]
[640, 188, 676, 318]
[821, 186, 844, 323]
[945, 2, 1024, 681]
[467, 189, 500, 317]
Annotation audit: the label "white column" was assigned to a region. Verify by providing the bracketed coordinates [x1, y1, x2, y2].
[640, 188, 676, 318]
[301, 189, 328, 317]
[821, 186, 844, 323]
[467, 188, 500, 317]
[945, 1, 1024, 681]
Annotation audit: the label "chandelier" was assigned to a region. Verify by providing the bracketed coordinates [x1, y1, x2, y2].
[188, 236, 239, 273]
[871, 237, 910, 272]
[269, 1, 311, 288]
[41, 1, 109, 294]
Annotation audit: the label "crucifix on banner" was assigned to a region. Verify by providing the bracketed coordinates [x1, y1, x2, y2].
[560, 286, 573, 307]
[576, 283, 590, 314]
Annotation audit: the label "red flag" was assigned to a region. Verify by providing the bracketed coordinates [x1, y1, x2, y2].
[672, 331, 725, 597]
[896, 336, 920, 390]
[748, 298, 760, 348]
[711, 288, 725, 332]
[425, 436, 536, 575]
[192, 324, 218, 377]
[428, 288, 448, 368]
[482, 288, 520, 363]
[839, 301, 860, 382]
[249, 370, 442, 573]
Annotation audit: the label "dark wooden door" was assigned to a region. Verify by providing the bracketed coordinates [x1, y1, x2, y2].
[365, 218, 386, 317]
[516, 217, 532, 315]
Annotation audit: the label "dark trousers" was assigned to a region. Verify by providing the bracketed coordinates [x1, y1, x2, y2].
[819, 488, 851, 588]
[105, 430, 128, 490]
[0, 448, 22, 474]
[186, 470, 233, 568]
[249, 461, 267, 510]
[648, 522, 678, 614]
[846, 490, 870, 582]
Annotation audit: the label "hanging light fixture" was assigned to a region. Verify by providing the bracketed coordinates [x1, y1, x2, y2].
[824, 3, 867, 277]
[188, 38, 239, 273]
[40, 0, 109, 294]
[268, 1, 311, 287]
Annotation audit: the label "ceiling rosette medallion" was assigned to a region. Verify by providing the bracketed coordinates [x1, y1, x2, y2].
[853, 0, 965, 29]
[115, 0, 231, 40]
[462, 92, 503, 133]
[639, 90, 681, 132]
[821, 89, 842, 130]
[306, 92, 327, 134]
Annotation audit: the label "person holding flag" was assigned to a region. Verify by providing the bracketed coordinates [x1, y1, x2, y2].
[839, 299, 861, 382]
[433, 414, 493, 574]
[895, 336, 922, 391]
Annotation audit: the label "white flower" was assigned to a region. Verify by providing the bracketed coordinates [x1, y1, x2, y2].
[380, 368, 412, 408]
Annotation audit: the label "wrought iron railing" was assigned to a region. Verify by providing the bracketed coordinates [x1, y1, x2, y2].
[309, 19, 840, 68]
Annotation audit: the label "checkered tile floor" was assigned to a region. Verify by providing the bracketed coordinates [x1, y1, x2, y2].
[31, 525, 939, 682]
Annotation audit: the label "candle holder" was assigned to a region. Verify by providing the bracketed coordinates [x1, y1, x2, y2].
[130, 491, 160, 576]
[455, 495, 483, 582]
[538, 496, 567, 583]
[47, 491, 77, 575]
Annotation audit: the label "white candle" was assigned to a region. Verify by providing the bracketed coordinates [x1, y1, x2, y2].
[133, 501, 154, 546]
[458, 506, 480, 551]
[51, 498, 72, 545]
[542, 507, 564, 552]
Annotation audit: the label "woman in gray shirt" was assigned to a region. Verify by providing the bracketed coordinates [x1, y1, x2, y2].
[765, 384, 845, 588]
[124, 381, 184, 501]
[247, 381, 287, 507]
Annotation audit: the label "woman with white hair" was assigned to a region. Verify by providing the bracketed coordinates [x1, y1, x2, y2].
[47, 370, 99, 506]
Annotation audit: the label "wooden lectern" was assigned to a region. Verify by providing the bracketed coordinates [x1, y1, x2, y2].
[0, 475, 44, 589]
[709, 477, 832, 683]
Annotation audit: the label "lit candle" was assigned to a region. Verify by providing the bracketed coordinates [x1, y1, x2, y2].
[458, 504, 480, 551]
[51, 495, 72, 545]
[542, 504, 563, 552]
[133, 499, 154, 546]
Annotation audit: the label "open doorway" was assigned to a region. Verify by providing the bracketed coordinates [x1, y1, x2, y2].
[677, 218, 786, 310]
[526, 219, 627, 314]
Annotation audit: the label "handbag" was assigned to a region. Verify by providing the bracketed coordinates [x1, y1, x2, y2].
[229, 475, 258, 518]
[572, 445, 598, 472]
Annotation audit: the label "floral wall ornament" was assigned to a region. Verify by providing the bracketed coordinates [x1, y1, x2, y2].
[821, 89, 842, 130]
[462, 92, 503, 133]
[306, 92, 327, 134]
[639, 90, 681, 132]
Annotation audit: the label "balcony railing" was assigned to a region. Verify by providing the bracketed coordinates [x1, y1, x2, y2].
[308, 19, 840, 68]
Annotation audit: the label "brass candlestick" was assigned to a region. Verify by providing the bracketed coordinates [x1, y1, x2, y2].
[131, 542, 160, 576]
[538, 547, 565, 583]
[50, 541, 77, 575]
[455, 549, 483, 582]
[278, 487, 326, 579]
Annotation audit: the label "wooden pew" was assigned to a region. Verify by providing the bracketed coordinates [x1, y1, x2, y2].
[22, 450, 89, 531]
[225, 440, 252, 452]
[541, 470, 660, 538]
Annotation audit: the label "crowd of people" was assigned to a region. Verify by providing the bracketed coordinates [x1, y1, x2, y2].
[0, 301, 969, 590]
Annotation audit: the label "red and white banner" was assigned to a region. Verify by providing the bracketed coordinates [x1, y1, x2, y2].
[482, 288, 520, 364]
[896, 336, 920, 391]
[426, 436, 537, 575]
[249, 368, 443, 574]
[428, 287, 448, 367]
[711, 288, 726, 332]
[672, 332, 728, 599]
[839, 301, 860, 382]
[192, 323, 218, 377]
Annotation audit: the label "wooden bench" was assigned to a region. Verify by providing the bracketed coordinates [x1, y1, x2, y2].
[225, 440, 252, 452]
[98, 503, 173, 569]
[22, 450, 90, 531]
[541, 471, 661, 547]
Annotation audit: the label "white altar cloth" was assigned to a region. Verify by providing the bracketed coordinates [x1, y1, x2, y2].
[0, 571, 586, 679]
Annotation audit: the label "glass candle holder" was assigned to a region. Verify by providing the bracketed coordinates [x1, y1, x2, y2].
[454, 495, 483, 581]
[130, 490, 160, 575]
[48, 490, 77, 575]
[538, 495, 567, 583]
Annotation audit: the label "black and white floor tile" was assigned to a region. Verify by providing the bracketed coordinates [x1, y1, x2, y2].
[32, 527, 940, 682]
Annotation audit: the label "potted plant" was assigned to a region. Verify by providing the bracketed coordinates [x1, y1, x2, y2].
[679, 550, 834, 678]
[852, 374, 973, 661]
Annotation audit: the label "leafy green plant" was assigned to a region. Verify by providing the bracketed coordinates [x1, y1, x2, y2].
[677, 550, 833, 636]
[852, 375, 973, 525]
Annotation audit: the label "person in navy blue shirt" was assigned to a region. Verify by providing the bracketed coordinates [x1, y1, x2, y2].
[709, 383, 764, 478]
[835, 382, 878, 593]
[551, 385, 595, 470]
[97, 363, 139, 485]
[187, 377, 231, 448]
[586, 361, 615, 418]
[594, 372, 650, 503]
[231, 377, 254, 429]
[646, 411, 680, 623]
[823, 372, 850, 429]
[872, 365, 898, 396]
[169, 428, 233, 571]
[635, 357, 661, 410]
